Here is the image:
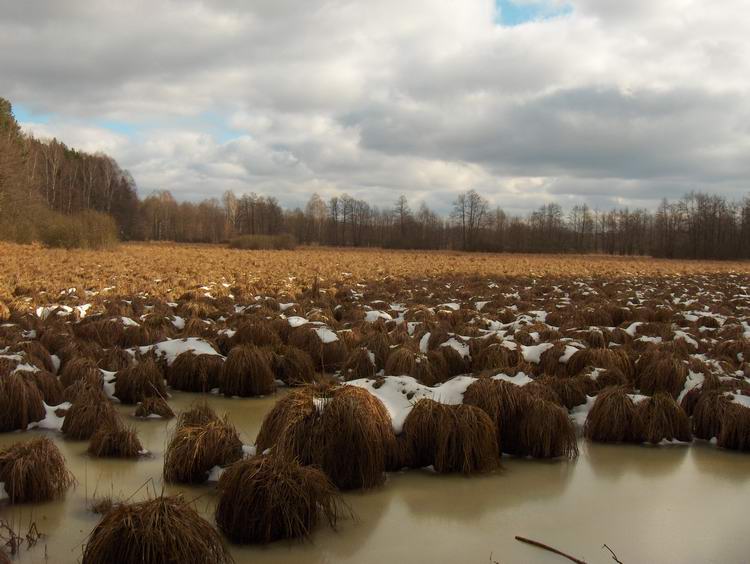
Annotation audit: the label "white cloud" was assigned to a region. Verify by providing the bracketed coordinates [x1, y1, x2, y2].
[4, 0, 750, 213]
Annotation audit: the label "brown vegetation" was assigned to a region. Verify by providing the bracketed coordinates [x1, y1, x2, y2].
[82, 495, 232, 564]
[215, 455, 345, 543]
[584, 386, 644, 443]
[163, 417, 243, 484]
[638, 393, 692, 444]
[0, 437, 75, 502]
[0, 372, 47, 432]
[114, 359, 168, 404]
[220, 345, 276, 397]
[167, 351, 222, 392]
[88, 422, 144, 458]
[61, 385, 119, 440]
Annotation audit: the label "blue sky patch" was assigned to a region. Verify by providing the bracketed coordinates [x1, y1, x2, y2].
[12, 104, 50, 124]
[495, 0, 572, 26]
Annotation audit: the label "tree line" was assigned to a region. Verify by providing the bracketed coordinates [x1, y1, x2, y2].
[2, 97, 750, 259]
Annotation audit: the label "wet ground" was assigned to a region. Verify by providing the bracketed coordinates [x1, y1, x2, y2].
[0, 391, 747, 564]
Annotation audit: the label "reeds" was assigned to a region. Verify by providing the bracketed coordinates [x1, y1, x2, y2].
[0, 437, 75, 502]
[0, 372, 47, 432]
[82, 495, 232, 564]
[166, 350, 223, 392]
[638, 392, 692, 444]
[215, 455, 346, 543]
[113, 359, 167, 404]
[584, 386, 644, 443]
[271, 345, 316, 386]
[220, 345, 276, 397]
[163, 416, 243, 484]
[134, 396, 175, 419]
[518, 399, 579, 459]
[88, 422, 144, 458]
[401, 399, 500, 473]
[61, 384, 120, 440]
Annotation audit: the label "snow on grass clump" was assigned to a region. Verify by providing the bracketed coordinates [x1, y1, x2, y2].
[314, 327, 339, 344]
[133, 338, 222, 366]
[346, 375, 475, 434]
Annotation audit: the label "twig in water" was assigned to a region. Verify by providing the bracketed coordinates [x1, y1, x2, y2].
[603, 544, 623, 563]
[515, 536, 586, 564]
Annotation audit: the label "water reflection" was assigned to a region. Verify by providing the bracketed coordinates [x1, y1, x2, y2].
[584, 441, 690, 481]
[0, 393, 748, 564]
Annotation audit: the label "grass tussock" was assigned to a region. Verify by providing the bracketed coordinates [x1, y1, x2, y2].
[59, 357, 101, 388]
[0, 437, 75, 502]
[692, 390, 731, 440]
[342, 347, 377, 381]
[215, 455, 346, 543]
[717, 402, 750, 451]
[584, 386, 644, 443]
[18, 369, 64, 405]
[82, 495, 231, 564]
[163, 417, 243, 484]
[518, 399, 579, 459]
[220, 345, 276, 397]
[288, 327, 348, 372]
[0, 372, 47, 432]
[88, 422, 144, 458]
[401, 399, 500, 473]
[61, 385, 120, 440]
[638, 392, 692, 444]
[272, 346, 316, 386]
[167, 351, 222, 392]
[636, 353, 688, 398]
[134, 396, 175, 419]
[263, 385, 394, 489]
[536, 376, 588, 409]
[177, 401, 219, 429]
[114, 359, 167, 404]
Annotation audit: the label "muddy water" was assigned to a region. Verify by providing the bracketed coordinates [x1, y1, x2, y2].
[1, 392, 748, 564]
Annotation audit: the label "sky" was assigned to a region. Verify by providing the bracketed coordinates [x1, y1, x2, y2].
[2, 0, 749, 215]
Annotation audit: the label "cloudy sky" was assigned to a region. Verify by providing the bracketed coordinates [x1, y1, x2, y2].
[2, 0, 749, 214]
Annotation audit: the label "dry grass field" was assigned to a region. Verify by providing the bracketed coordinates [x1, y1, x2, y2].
[1, 241, 750, 561]
[3, 242, 750, 304]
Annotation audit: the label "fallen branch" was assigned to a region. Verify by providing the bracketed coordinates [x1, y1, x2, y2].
[603, 544, 624, 563]
[515, 536, 586, 564]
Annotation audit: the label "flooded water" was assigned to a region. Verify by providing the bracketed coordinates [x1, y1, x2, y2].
[1, 391, 748, 564]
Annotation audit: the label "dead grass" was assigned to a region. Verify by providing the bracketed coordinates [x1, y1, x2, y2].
[61, 384, 120, 440]
[402, 398, 500, 473]
[114, 359, 167, 404]
[518, 399, 579, 459]
[163, 417, 243, 484]
[0, 372, 47, 432]
[167, 350, 223, 392]
[220, 345, 276, 397]
[638, 392, 692, 444]
[82, 495, 232, 564]
[717, 402, 750, 451]
[584, 386, 644, 443]
[266, 385, 394, 489]
[272, 346, 317, 386]
[134, 396, 175, 419]
[215, 455, 346, 543]
[692, 391, 731, 440]
[0, 437, 75, 502]
[88, 422, 144, 458]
